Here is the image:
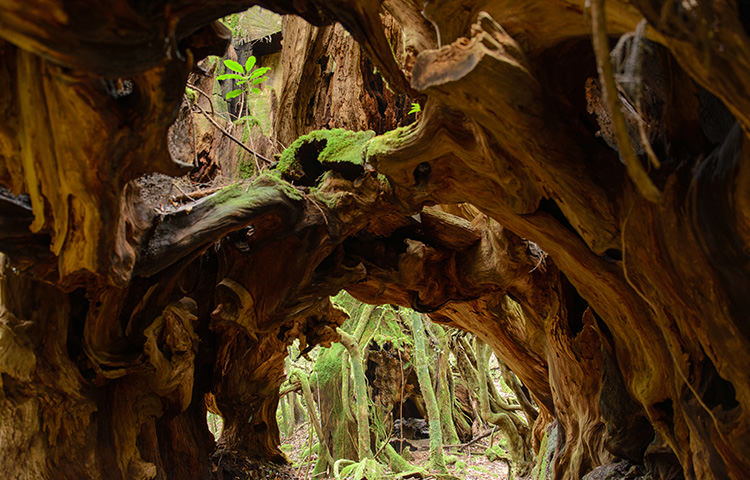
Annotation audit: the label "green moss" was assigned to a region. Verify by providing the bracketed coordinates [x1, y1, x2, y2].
[275, 129, 375, 181]
[318, 129, 374, 166]
[239, 160, 255, 179]
[469, 465, 491, 474]
[372, 306, 411, 351]
[311, 341, 358, 475]
[185, 87, 197, 104]
[203, 175, 304, 212]
[203, 182, 244, 206]
[485, 444, 510, 462]
[313, 343, 345, 387]
[365, 124, 415, 160]
[534, 431, 550, 480]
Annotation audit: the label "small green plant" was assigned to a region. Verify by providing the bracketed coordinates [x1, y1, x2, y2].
[408, 102, 421, 115]
[217, 56, 270, 125]
[218, 56, 270, 98]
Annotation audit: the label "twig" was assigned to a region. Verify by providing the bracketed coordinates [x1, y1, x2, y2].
[444, 428, 494, 452]
[186, 82, 216, 115]
[170, 181, 195, 202]
[170, 186, 223, 203]
[192, 103, 272, 163]
[398, 348, 405, 453]
[279, 383, 302, 398]
[635, 96, 662, 169]
[308, 197, 330, 226]
[373, 424, 394, 460]
[190, 111, 198, 167]
[588, 0, 660, 203]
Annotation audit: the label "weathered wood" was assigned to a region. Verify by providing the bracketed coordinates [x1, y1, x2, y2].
[0, 1, 748, 480]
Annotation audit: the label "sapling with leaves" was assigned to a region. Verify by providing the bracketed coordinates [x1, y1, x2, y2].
[217, 56, 270, 125]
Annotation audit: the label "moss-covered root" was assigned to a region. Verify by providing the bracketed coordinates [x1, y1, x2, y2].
[411, 314, 449, 474]
[431, 322, 461, 446]
[384, 444, 425, 477]
[499, 360, 539, 424]
[281, 393, 295, 437]
[336, 328, 373, 461]
[475, 341, 532, 477]
[290, 369, 334, 470]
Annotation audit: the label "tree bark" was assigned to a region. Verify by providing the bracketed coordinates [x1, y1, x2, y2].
[410, 313, 447, 473]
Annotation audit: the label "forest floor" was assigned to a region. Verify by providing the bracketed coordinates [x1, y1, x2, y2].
[280, 422, 510, 480]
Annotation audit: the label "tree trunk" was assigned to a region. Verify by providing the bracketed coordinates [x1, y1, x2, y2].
[410, 313, 447, 473]
[337, 329, 373, 461]
[0, 257, 216, 480]
[475, 340, 533, 477]
[429, 321, 461, 446]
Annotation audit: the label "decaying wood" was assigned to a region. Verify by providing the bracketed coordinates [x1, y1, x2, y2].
[0, 1, 748, 480]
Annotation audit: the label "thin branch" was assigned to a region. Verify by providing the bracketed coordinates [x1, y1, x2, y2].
[398, 348, 405, 454]
[192, 102, 272, 164]
[589, 0, 661, 202]
[170, 181, 195, 203]
[186, 82, 216, 115]
[373, 424, 394, 460]
[190, 111, 198, 167]
[279, 379, 302, 397]
[170, 186, 223, 204]
[444, 427, 495, 452]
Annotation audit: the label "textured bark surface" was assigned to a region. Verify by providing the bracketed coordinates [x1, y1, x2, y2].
[0, 1, 748, 480]
[273, 14, 412, 146]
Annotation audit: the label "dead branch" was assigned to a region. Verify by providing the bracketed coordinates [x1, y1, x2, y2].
[192, 103, 272, 164]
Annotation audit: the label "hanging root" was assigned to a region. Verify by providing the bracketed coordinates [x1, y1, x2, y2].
[588, 0, 661, 202]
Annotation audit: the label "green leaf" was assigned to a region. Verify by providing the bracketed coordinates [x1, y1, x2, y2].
[252, 77, 268, 85]
[251, 87, 261, 95]
[225, 89, 243, 99]
[223, 59, 244, 74]
[248, 67, 271, 80]
[245, 56, 257, 73]
[216, 73, 245, 81]
[408, 102, 421, 115]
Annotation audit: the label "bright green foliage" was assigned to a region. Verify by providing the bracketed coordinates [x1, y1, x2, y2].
[372, 306, 412, 352]
[408, 102, 421, 114]
[217, 56, 270, 104]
